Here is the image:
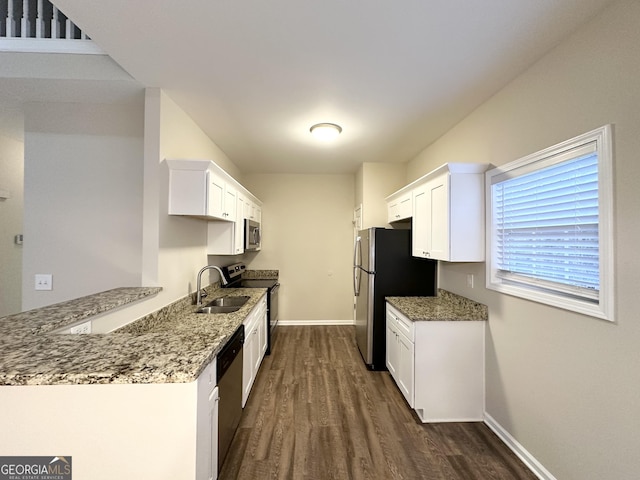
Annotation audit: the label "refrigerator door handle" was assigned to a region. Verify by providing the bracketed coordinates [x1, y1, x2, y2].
[353, 236, 362, 268]
[353, 266, 360, 296]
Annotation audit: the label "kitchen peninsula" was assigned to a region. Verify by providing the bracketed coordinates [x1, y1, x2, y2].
[0, 285, 268, 480]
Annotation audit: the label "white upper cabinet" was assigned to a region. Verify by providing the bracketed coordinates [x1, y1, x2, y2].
[411, 163, 488, 262]
[412, 184, 429, 258]
[223, 182, 237, 222]
[206, 170, 227, 220]
[412, 173, 449, 259]
[244, 200, 261, 223]
[386, 189, 413, 223]
[387, 163, 488, 262]
[167, 159, 260, 223]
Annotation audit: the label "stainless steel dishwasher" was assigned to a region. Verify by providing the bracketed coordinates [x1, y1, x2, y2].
[217, 325, 244, 472]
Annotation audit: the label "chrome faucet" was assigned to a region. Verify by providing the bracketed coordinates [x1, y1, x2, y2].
[196, 265, 228, 305]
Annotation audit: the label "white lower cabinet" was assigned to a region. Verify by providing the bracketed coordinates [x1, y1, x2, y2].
[396, 330, 415, 406]
[196, 357, 219, 480]
[386, 306, 415, 406]
[242, 294, 268, 407]
[257, 297, 268, 359]
[386, 303, 485, 423]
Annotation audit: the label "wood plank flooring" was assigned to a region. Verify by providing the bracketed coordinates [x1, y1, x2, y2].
[220, 326, 537, 480]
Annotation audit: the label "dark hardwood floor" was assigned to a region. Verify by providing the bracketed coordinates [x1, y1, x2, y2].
[220, 326, 536, 480]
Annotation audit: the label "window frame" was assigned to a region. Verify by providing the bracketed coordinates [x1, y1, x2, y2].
[485, 125, 614, 321]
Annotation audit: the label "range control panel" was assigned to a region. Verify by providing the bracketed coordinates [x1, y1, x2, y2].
[222, 263, 246, 282]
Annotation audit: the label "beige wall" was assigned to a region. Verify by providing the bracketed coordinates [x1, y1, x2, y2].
[103, 89, 244, 328]
[157, 91, 242, 300]
[243, 173, 354, 322]
[407, 1, 640, 478]
[21, 102, 145, 311]
[355, 162, 407, 229]
[0, 133, 24, 317]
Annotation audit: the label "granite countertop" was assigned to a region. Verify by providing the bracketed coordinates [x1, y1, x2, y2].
[0, 287, 162, 335]
[386, 289, 488, 322]
[243, 269, 279, 280]
[0, 287, 267, 387]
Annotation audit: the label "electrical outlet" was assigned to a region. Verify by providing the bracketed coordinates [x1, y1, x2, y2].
[70, 321, 92, 335]
[35, 274, 53, 291]
[466, 274, 474, 288]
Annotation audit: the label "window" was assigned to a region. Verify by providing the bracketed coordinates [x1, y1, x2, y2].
[486, 125, 614, 321]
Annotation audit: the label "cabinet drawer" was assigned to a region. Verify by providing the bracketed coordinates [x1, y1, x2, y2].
[387, 304, 415, 342]
[395, 311, 414, 342]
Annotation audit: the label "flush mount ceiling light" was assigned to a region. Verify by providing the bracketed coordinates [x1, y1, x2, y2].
[310, 122, 342, 140]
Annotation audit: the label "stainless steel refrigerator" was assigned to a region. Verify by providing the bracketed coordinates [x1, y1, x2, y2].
[354, 228, 437, 370]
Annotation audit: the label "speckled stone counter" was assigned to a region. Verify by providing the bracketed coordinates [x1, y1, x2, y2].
[243, 269, 279, 280]
[0, 286, 266, 386]
[0, 287, 162, 335]
[386, 289, 488, 322]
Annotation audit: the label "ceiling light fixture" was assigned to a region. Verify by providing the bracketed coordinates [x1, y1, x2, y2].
[310, 122, 342, 140]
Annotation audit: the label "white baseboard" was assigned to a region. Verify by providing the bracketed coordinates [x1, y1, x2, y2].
[484, 413, 557, 480]
[277, 320, 355, 326]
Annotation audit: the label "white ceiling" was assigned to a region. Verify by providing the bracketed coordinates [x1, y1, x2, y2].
[50, 0, 615, 174]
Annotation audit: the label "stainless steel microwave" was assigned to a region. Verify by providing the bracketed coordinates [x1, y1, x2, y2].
[244, 219, 261, 251]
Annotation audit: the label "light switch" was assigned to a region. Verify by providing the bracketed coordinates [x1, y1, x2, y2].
[35, 274, 53, 291]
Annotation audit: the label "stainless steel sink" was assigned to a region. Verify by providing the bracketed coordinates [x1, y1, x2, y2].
[196, 305, 242, 314]
[209, 296, 250, 307]
[196, 295, 250, 314]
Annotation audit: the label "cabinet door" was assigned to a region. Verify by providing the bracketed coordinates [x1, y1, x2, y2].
[207, 172, 226, 219]
[388, 192, 412, 223]
[242, 319, 255, 407]
[412, 185, 429, 258]
[197, 359, 218, 480]
[251, 322, 261, 374]
[387, 200, 400, 223]
[386, 320, 398, 379]
[398, 193, 412, 219]
[258, 300, 268, 358]
[224, 184, 237, 221]
[396, 332, 415, 408]
[386, 306, 399, 379]
[207, 387, 219, 480]
[427, 174, 449, 260]
[234, 194, 245, 254]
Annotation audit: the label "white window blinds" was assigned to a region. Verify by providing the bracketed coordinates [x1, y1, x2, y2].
[491, 143, 599, 301]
